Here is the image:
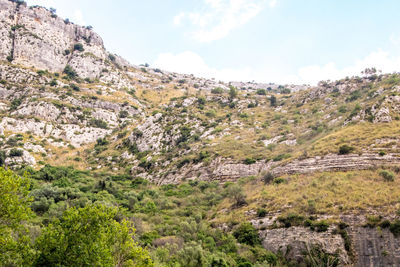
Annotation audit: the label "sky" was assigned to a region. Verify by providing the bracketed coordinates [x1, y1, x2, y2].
[26, 0, 400, 85]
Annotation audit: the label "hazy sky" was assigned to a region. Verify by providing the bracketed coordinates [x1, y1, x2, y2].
[27, 0, 400, 85]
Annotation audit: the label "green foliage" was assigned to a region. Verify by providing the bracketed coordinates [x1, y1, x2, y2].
[0, 150, 5, 166]
[303, 245, 339, 267]
[380, 170, 395, 182]
[108, 54, 116, 62]
[49, 79, 57, 86]
[90, 118, 108, 129]
[256, 89, 266, 95]
[34, 204, 153, 266]
[10, 98, 22, 110]
[338, 145, 354, 155]
[63, 65, 78, 79]
[73, 43, 84, 52]
[229, 86, 238, 99]
[346, 90, 361, 102]
[70, 83, 80, 91]
[338, 105, 347, 113]
[244, 157, 256, 165]
[233, 222, 260, 246]
[270, 95, 277, 107]
[0, 168, 34, 266]
[273, 153, 291, 162]
[278, 213, 305, 228]
[211, 87, 224, 94]
[262, 172, 274, 184]
[257, 208, 267, 217]
[206, 109, 217, 118]
[389, 220, 400, 237]
[273, 177, 286, 184]
[226, 184, 247, 207]
[119, 110, 129, 118]
[9, 148, 23, 157]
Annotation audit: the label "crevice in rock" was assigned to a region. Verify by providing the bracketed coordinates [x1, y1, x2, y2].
[7, 2, 20, 62]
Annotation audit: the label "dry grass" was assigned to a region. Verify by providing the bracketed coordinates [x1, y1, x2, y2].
[214, 169, 400, 224]
[311, 121, 400, 156]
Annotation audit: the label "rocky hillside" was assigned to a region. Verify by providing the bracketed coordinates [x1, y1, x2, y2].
[3, 0, 400, 265]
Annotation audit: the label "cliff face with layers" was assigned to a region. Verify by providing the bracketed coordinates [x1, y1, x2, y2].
[0, 0, 114, 78]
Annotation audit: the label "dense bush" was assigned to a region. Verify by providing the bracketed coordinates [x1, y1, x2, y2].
[73, 43, 84, 52]
[9, 148, 23, 157]
[338, 145, 354, 155]
[380, 170, 395, 182]
[63, 65, 78, 79]
[0, 168, 34, 266]
[34, 205, 153, 266]
[256, 89, 266, 95]
[233, 223, 260, 246]
[270, 95, 277, 107]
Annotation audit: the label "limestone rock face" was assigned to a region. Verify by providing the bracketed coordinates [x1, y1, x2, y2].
[0, 0, 119, 79]
[271, 153, 400, 176]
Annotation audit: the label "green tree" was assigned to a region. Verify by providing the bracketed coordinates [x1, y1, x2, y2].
[270, 95, 277, 107]
[226, 184, 246, 207]
[233, 222, 260, 246]
[34, 204, 153, 267]
[229, 85, 238, 100]
[0, 168, 35, 266]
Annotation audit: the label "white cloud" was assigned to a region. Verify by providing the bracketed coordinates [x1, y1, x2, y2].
[153, 51, 253, 81]
[154, 50, 400, 85]
[292, 50, 400, 85]
[174, 0, 268, 42]
[269, 0, 278, 8]
[72, 9, 86, 26]
[173, 12, 185, 26]
[390, 34, 400, 46]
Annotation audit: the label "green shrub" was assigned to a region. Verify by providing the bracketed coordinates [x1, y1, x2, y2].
[233, 222, 260, 246]
[338, 145, 354, 155]
[262, 172, 274, 184]
[229, 86, 238, 99]
[9, 148, 23, 157]
[211, 87, 224, 94]
[73, 43, 84, 52]
[108, 54, 116, 62]
[390, 220, 400, 237]
[0, 151, 5, 166]
[278, 213, 304, 227]
[273, 177, 286, 184]
[119, 110, 129, 118]
[50, 79, 57, 86]
[243, 158, 256, 165]
[34, 204, 153, 266]
[273, 153, 291, 162]
[338, 105, 347, 113]
[257, 208, 267, 218]
[256, 89, 266, 95]
[90, 119, 108, 129]
[380, 170, 395, 182]
[205, 109, 216, 118]
[311, 220, 329, 232]
[63, 65, 78, 79]
[70, 83, 80, 91]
